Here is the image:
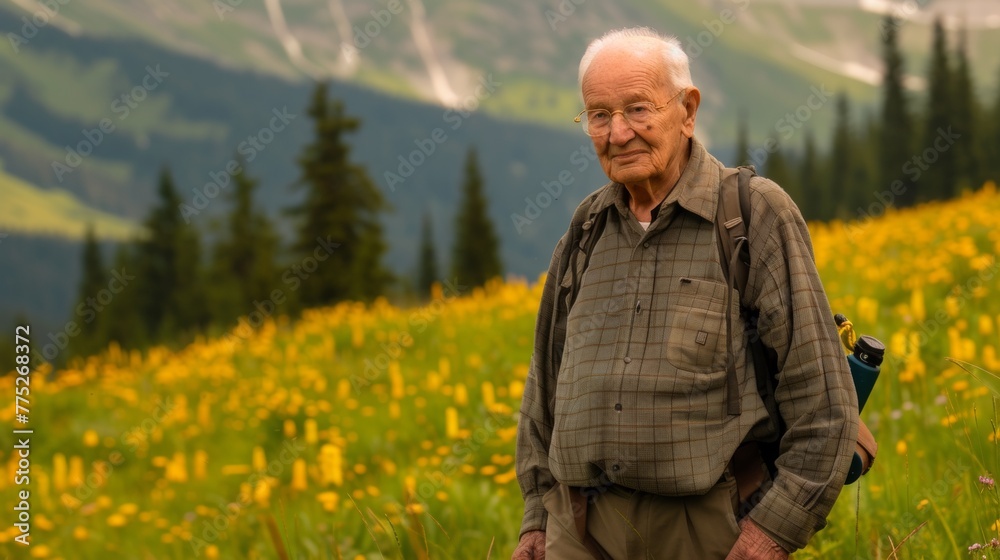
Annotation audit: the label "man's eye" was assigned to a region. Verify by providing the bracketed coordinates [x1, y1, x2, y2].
[626, 105, 649, 116]
[589, 111, 610, 122]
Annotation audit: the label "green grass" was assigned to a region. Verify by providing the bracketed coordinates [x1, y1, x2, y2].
[3, 188, 1000, 557]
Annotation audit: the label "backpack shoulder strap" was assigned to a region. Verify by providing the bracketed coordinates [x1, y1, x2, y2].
[717, 166, 754, 297]
[716, 166, 755, 415]
[566, 199, 610, 310]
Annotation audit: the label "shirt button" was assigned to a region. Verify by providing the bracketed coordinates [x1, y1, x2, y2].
[623, 357, 631, 364]
[643, 241, 650, 248]
[612, 464, 621, 472]
[614, 403, 622, 412]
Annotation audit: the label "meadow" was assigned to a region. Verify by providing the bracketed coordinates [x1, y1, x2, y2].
[2, 184, 1000, 559]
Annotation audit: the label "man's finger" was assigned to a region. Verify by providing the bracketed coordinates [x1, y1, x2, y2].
[511, 543, 532, 560]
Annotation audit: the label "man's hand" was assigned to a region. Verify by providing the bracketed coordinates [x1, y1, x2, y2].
[512, 530, 545, 559]
[725, 519, 789, 560]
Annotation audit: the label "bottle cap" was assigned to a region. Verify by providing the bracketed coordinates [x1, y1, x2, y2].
[854, 335, 885, 367]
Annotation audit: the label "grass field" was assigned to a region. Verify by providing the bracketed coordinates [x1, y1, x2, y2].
[2, 184, 1000, 559]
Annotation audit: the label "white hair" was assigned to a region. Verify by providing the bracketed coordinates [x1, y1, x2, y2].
[578, 27, 693, 93]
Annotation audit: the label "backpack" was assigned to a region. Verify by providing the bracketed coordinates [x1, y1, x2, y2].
[563, 166, 877, 486]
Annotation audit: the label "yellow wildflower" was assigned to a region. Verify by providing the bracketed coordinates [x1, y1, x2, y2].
[83, 430, 100, 447]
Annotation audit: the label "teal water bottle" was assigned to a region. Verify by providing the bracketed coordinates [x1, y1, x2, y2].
[836, 313, 885, 484]
[848, 335, 884, 411]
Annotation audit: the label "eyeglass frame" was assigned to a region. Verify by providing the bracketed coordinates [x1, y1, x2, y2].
[573, 89, 686, 137]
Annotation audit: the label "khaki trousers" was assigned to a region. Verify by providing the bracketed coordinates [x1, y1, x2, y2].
[542, 475, 742, 559]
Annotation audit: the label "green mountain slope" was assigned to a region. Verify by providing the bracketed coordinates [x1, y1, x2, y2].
[0, 166, 139, 240]
[17, 0, 1000, 140]
[2, 0, 999, 330]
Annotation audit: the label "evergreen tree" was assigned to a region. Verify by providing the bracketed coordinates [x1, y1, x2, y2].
[68, 226, 107, 358]
[135, 167, 208, 342]
[210, 160, 279, 326]
[920, 17, 957, 200]
[850, 111, 880, 218]
[952, 29, 982, 191]
[451, 147, 502, 289]
[417, 210, 439, 298]
[988, 65, 1000, 184]
[764, 141, 798, 206]
[828, 93, 852, 220]
[288, 82, 391, 307]
[879, 15, 915, 207]
[798, 131, 821, 220]
[104, 243, 146, 350]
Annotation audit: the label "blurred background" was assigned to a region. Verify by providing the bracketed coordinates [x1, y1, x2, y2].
[3, 0, 1000, 558]
[1, 0, 999, 345]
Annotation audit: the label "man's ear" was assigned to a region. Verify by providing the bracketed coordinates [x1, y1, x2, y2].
[681, 87, 701, 138]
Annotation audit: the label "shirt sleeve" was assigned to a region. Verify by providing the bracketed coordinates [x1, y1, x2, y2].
[745, 179, 860, 551]
[515, 233, 569, 538]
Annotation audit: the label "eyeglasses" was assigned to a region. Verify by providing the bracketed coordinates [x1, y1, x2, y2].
[574, 90, 685, 137]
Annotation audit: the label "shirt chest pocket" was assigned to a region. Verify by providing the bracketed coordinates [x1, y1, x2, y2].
[664, 277, 736, 374]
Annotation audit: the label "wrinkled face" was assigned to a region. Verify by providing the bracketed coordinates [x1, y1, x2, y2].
[581, 42, 699, 186]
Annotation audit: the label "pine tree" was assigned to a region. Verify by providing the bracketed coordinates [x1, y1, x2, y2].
[989, 65, 1000, 184]
[68, 225, 107, 358]
[798, 131, 821, 220]
[764, 140, 798, 206]
[879, 15, 915, 207]
[828, 93, 852, 220]
[952, 29, 982, 191]
[920, 17, 957, 200]
[135, 167, 208, 342]
[104, 243, 146, 350]
[451, 147, 502, 289]
[209, 160, 279, 327]
[288, 82, 391, 307]
[417, 211, 439, 298]
[850, 111, 880, 218]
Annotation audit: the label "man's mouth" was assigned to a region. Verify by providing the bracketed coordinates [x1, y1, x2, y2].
[612, 150, 644, 161]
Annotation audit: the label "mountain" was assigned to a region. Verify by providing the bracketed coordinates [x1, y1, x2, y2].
[1, 0, 999, 330]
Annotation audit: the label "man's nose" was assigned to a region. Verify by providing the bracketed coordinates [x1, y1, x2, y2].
[608, 113, 634, 145]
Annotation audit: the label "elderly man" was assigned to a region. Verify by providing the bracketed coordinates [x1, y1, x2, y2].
[513, 27, 858, 559]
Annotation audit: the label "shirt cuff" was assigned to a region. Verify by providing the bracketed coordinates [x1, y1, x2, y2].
[748, 485, 826, 552]
[519, 492, 548, 539]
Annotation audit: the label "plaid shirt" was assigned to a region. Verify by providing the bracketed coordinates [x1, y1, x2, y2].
[515, 138, 859, 551]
